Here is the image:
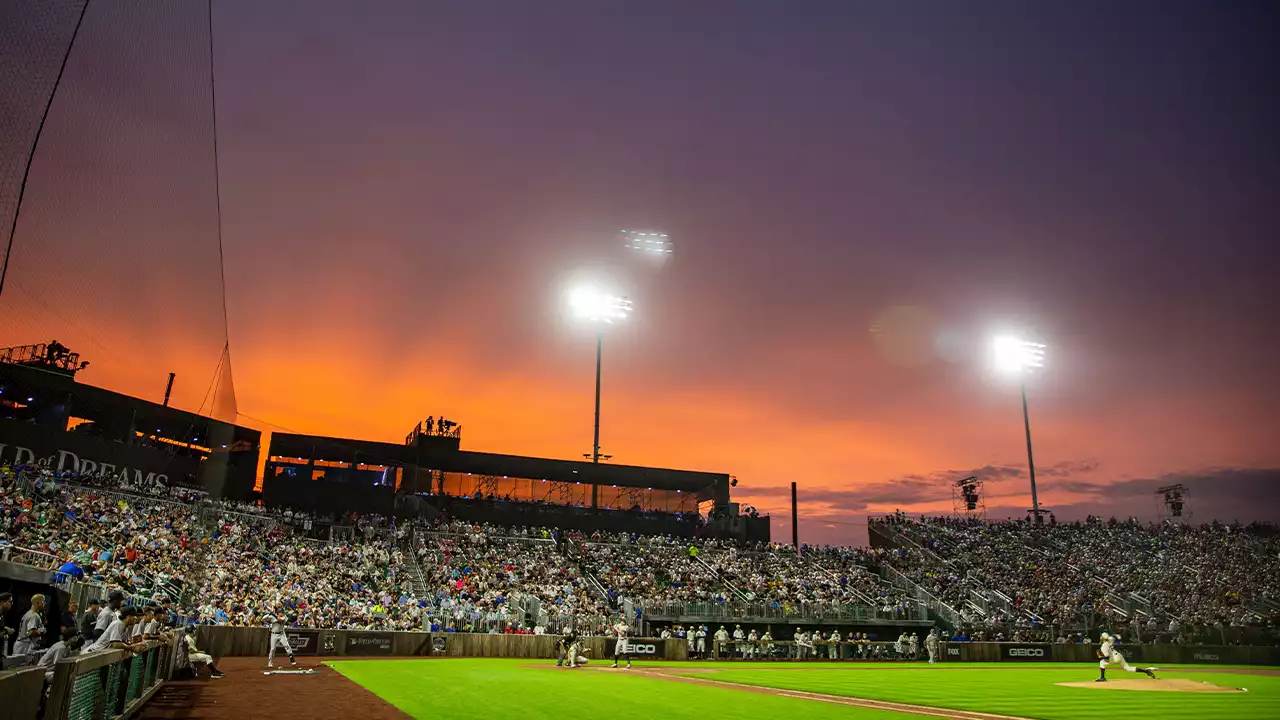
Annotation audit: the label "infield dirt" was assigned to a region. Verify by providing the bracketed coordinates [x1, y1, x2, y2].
[1055, 678, 1245, 693]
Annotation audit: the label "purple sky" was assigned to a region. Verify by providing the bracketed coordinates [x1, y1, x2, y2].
[2, 0, 1277, 544]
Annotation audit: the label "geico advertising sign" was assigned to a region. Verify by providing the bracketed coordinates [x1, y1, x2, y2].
[623, 640, 662, 655]
[1003, 645, 1051, 660]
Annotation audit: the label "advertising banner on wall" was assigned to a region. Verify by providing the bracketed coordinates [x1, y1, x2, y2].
[345, 632, 394, 656]
[1002, 644, 1052, 660]
[284, 630, 319, 656]
[0, 418, 201, 487]
[622, 639, 664, 656]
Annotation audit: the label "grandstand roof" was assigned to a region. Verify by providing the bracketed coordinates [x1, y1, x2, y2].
[267, 431, 730, 502]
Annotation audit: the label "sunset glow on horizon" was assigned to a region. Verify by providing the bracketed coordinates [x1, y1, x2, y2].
[2, 1, 1276, 545]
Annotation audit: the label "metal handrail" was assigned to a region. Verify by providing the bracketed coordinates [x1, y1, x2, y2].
[692, 554, 752, 603]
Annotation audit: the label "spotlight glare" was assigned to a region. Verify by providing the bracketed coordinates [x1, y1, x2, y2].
[992, 336, 1046, 375]
[568, 286, 632, 324]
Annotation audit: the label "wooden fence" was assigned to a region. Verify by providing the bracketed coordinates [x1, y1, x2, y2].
[938, 642, 1280, 665]
[193, 626, 682, 660]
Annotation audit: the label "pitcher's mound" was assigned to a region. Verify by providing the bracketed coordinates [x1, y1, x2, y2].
[1057, 678, 1245, 693]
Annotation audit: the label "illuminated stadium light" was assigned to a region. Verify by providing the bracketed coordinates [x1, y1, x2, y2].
[621, 229, 673, 255]
[567, 286, 632, 324]
[991, 334, 1048, 524]
[567, 283, 634, 468]
[992, 336, 1046, 375]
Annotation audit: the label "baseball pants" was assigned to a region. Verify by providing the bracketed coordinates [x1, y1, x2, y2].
[267, 634, 294, 664]
[1101, 651, 1138, 672]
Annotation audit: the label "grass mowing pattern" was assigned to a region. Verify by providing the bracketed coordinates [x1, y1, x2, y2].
[328, 658, 916, 719]
[676, 663, 1278, 720]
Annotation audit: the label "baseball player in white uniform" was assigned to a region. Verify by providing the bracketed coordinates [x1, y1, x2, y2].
[1096, 632, 1156, 682]
[12, 593, 46, 657]
[264, 614, 297, 668]
[926, 629, 939, 664]
[567, 630, 589, 668]
[611, 618, 632, 669]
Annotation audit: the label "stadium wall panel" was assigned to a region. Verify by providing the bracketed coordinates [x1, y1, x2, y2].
[0, 667, 44, 720]
[192, 627, 680, 660]
[939, 642, 1279, 665]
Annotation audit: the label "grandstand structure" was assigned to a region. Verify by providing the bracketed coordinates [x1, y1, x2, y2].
[263, 425, 766, 543]
[1, 351, 260, 498]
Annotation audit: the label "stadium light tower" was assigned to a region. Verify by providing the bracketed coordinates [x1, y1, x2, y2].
[567, 286, 632, 464]
[992, 336, 1047, 523]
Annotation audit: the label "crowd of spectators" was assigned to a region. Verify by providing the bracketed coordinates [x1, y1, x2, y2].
[5, 460, 1279, 652]
[2, 466, 202, 602]
[577, 532, 731, 608]
[870, 514, 1280, 642]
[416, 522, 606, 633]
[195, 509, 422, 630]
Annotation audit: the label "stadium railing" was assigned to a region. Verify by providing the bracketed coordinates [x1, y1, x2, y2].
[878, 564, 961, 628]
[0, 543, 61, 571]
[41, 636, 180, 720]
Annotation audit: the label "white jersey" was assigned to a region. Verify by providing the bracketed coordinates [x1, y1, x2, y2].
[87, 620, 129, 652]
[1100, 638, 1117, 658]
[266, 616, 287, 635]
[95, 609, 117, 633]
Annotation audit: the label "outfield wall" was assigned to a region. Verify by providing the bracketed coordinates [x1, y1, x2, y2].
[194, 627, 684, 661]
[938, 642, 1280, 666]
[191, 627, 1276, 665]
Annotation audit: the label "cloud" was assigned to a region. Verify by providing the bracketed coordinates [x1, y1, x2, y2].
[1042, 467, 1280, 513]
[737, 459, 1101, 515]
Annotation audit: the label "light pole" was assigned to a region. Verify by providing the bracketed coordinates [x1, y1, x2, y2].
[567, 286, 632, 464]
[992, 336, 1047, 522]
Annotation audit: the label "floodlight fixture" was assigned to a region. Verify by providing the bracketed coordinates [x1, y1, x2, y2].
[621, 229, 673, 255]
[992, 336, 1046, 375]
[990, 334, 1048, 523]
[568, 286, 632, 324]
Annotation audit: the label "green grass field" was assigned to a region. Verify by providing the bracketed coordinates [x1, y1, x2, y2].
[328, 659, 1279, 720]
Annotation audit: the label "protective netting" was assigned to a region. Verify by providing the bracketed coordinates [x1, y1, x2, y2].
[0, 0, 234, 421]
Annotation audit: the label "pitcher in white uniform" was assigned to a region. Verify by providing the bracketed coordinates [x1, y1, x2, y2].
[1096, 633, 1156, 682]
